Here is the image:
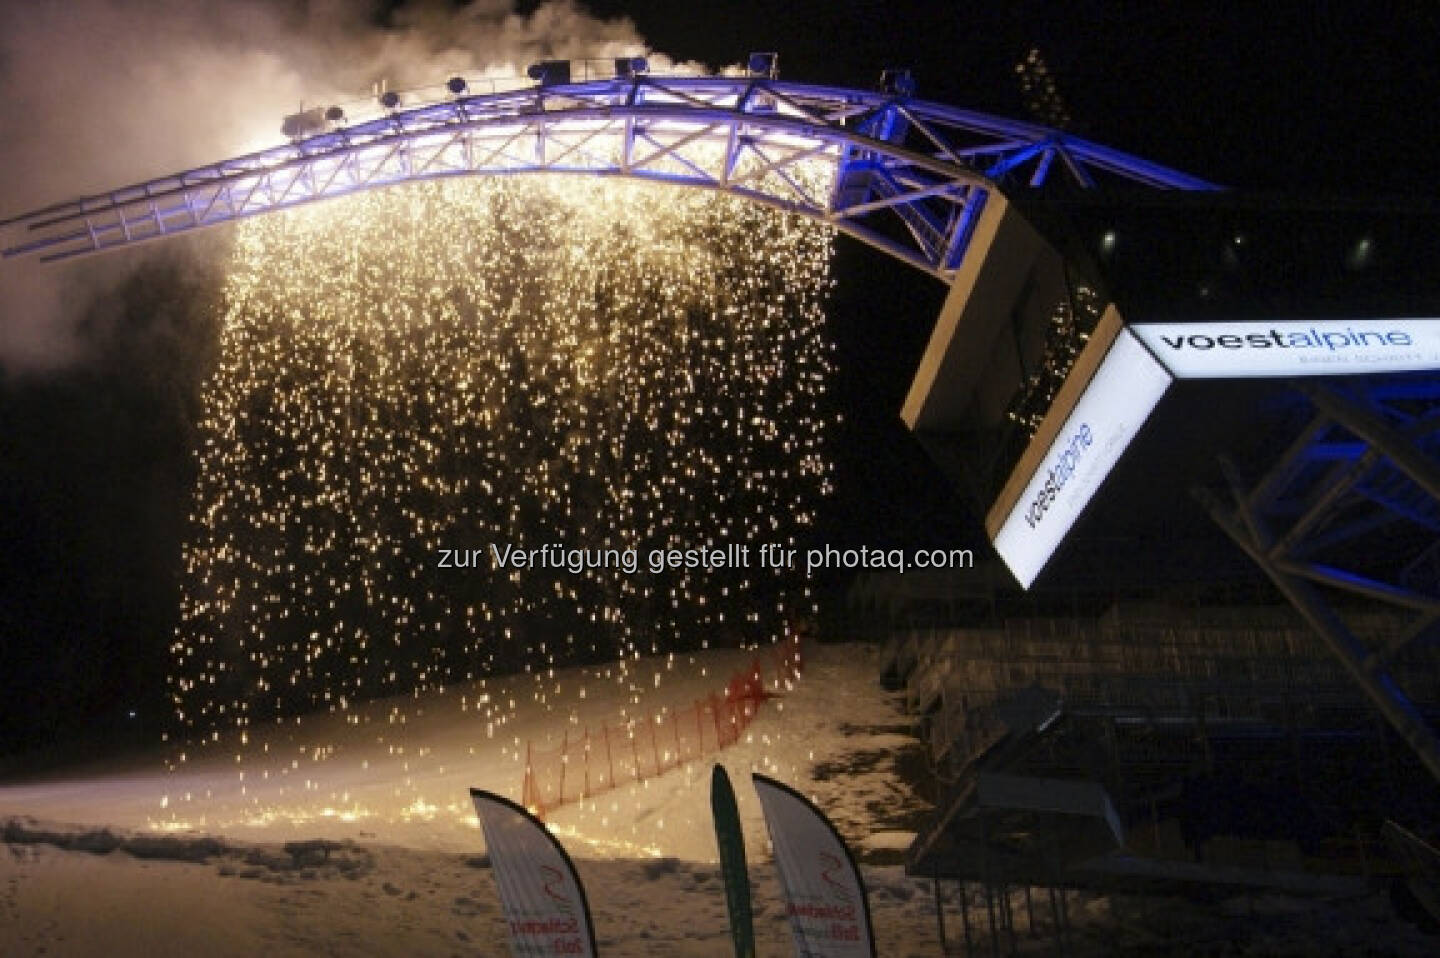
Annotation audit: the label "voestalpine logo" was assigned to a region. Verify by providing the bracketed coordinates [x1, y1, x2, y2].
[992, 328, 1172, 589]
[1023, 423, 1093, 530]
[1152, 326, 1414, 353]
[1131, 320, 1440, 380]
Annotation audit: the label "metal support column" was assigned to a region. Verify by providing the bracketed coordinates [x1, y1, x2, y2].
[1197, 481, 1440, 782]
[1193, 377, 1440, 783]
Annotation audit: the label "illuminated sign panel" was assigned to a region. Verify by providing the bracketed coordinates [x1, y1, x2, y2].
[992, 328, 1172, 589]
[1131, 319, 1440, 379]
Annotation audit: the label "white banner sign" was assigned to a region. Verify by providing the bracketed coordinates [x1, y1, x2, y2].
[992, 328, 1172, 589]
[471, 788, 598, 958]
[753, 774, 875, 958]
[1131, 319, 1440, 379]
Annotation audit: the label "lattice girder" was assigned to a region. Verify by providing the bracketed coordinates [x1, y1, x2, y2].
[1, 74, 1215, 278]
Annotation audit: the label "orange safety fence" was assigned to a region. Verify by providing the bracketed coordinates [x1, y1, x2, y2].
[522, 634, 804, 818]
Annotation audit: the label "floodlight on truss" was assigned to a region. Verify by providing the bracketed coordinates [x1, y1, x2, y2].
[0, 72, 1217, 278]
[526, 60, 571, 86]
[614, 57, 649, 79]
[747, 52, 779, 79]
[879, 69, 916, 97]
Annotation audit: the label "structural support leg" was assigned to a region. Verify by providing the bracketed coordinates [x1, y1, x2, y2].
[1195, 478, 1440, 784]
[1303, 385, 1440, 502]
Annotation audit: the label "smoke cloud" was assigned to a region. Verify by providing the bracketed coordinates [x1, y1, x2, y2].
[0, 0, 673, 371]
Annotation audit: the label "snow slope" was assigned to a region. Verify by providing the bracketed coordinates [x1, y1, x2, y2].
[1, 642, 949, 955]
[1, 644, 917, 856]
[3, 642, 1434, 956]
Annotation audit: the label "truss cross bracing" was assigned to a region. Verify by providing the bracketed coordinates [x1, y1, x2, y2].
[1197, 378, 1440, 783]
[0, 74, 1214, 279]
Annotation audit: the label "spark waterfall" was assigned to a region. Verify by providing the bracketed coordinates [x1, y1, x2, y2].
[169, 176, 835, 748]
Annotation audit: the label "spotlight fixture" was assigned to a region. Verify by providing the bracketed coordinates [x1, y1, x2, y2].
[526, 60, 571, 86]
[614, 57, 649, 79]
[1346, 235, 1375, 271]
[447, 76, 468, 95]
[746, 52, 778, 79]
[879, 68, 915, 97]
[281, 107, 329, 140]
[379, 90, 401, 109]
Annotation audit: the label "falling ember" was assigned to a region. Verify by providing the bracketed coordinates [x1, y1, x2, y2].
[169, 175, 835, 750]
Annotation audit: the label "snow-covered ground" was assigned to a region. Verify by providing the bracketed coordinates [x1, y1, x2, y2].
[0, 642, 948, 955]
[0, 644, 922, 856]
[3, 642, 1435, 956]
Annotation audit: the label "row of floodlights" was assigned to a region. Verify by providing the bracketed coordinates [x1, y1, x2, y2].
[510, 55, 914, 96]
[282, 56, 661, 137]
[282, 56, 660, 137]
[282, 54, 913, 140]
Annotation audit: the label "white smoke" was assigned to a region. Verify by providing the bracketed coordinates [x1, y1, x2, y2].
[0, 0, 682, 371]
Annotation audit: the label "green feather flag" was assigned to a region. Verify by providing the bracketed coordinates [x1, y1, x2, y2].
[711, 764, 757, 958]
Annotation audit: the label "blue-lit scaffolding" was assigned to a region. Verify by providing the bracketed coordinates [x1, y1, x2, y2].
[0, 72, 1213, 279]
[1198, 376, 1440, 782]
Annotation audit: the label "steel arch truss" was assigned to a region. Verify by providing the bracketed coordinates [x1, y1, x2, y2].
[0, 75, 1215, 280]
[1197, 376, 1440, 782]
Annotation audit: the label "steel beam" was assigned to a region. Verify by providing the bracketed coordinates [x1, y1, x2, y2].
[1376, 611, 1440, 666]
[1195, 477, 1440, 784]
[1, 75, 1216, 279]
[1304, 385, 1440, 503]
[1273, 560, 1440, 613]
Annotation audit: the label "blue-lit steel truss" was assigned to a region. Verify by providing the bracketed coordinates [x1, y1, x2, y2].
[1198, 377, 1440, 783]
[0, 74, 1215, 279]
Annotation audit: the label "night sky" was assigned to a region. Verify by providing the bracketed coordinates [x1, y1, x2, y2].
[1, 1, 1436, 758]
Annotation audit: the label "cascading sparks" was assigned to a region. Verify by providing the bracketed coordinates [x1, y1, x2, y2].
[169, 174, 835, 744]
